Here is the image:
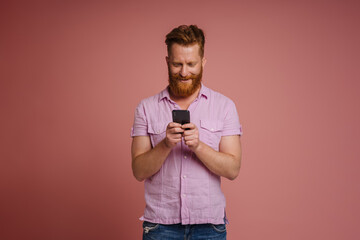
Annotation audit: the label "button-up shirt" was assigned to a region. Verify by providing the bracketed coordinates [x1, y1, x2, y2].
[131, 84, 242, 225]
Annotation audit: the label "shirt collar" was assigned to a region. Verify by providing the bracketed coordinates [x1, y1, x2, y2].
[198, 84, 209, 100]
[158, 83, 209, 102]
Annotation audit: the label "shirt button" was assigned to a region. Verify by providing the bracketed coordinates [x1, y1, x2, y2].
[183, 194, 186, 197]
[184, 156, 187, 159]
[183, 175, 187, 179]
[211, 128, 214, 131]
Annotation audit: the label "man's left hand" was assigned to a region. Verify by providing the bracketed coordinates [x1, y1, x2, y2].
[182, 123, 200, 151]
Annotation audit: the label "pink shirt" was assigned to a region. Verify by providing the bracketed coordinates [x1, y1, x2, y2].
[131, 84, 242, 225]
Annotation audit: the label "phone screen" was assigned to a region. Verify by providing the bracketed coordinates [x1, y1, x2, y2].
[172, 110, 190, 125]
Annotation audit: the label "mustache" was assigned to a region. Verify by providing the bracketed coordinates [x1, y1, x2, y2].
[170, 74, 197, 81]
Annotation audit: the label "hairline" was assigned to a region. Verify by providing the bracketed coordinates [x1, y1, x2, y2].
[167, 42, 204, 58]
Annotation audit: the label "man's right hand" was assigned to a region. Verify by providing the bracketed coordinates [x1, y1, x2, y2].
[164, 122, 184, 148]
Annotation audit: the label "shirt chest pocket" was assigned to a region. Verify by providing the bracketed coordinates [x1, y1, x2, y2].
[199, 120, 223, 151]
[148, 122, 167, 147]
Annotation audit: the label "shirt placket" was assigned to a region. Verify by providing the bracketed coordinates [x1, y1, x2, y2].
[179, 97, 200, 224]
[180, 139, 189, 223]
[169, 101, 189, 223]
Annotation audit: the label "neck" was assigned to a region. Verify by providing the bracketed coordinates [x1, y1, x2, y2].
[169, 86, 201, 110]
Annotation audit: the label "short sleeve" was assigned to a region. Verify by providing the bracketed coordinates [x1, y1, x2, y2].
[221, 100, 243, 136]
[131, 101, 149, 137]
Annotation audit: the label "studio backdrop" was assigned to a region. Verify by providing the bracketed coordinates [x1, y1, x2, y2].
[1, 0, 359, 239]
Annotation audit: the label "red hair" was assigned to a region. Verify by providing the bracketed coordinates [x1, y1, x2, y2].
[165, 25, 205, 58]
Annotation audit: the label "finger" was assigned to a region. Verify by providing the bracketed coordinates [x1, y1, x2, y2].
[176, 127, 185, 133]
[184, 135, 198, 141]
[185, 140, 197, 146]
[170, 127, 184, 134]
[184, 136, 192, 142]
[168, 133, 182, 141]
[181, 123, 195, 130]
[173, 133, 183, 140]
[171, 138, 182, 144]
[168, 122, 182, 129]
[183, 129, 196, 136]
[168, 136, 182, 143]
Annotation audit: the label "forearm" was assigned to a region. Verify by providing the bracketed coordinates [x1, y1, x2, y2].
[193, 141, 241, 180]
[132, 139, 172, 182]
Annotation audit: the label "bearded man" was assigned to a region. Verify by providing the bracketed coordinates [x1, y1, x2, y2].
[131, 25, 242, 240]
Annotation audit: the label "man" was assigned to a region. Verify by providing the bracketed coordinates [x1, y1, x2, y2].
[131, 25, 242, 240]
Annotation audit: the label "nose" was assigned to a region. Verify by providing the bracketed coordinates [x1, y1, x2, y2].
[180, 66, 188, 77]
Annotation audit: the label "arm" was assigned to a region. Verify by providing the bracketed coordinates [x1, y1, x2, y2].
[131, 136, 171, 182]
[131, 122, 184, 182]
[182, 123, 242, 180]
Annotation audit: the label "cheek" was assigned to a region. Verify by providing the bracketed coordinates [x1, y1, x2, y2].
[169, 68, 180, 75]
[190, 67, 201, 75]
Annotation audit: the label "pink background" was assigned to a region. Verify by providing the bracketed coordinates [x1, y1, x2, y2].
[1, 0, 360, 239]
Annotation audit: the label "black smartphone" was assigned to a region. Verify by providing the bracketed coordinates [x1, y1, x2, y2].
[172, 110, 190, 125]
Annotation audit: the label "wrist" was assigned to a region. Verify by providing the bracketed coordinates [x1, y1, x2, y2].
[191, 141, 202, 153]
[162, 138, 173, 150]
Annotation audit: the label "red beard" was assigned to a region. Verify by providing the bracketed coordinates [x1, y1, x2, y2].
[168, 67, 202, 98]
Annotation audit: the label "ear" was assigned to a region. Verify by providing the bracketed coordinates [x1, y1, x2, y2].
[166, 56, 169, 64]
[202, 57, 207, 68]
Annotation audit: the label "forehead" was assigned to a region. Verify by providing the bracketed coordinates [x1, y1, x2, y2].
[168, 43, 202, 61]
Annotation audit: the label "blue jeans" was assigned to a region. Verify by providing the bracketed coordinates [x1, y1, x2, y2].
[142, 221, 227, 240]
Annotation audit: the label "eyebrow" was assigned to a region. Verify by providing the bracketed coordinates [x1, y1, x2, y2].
[171, 61, 197, 65]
